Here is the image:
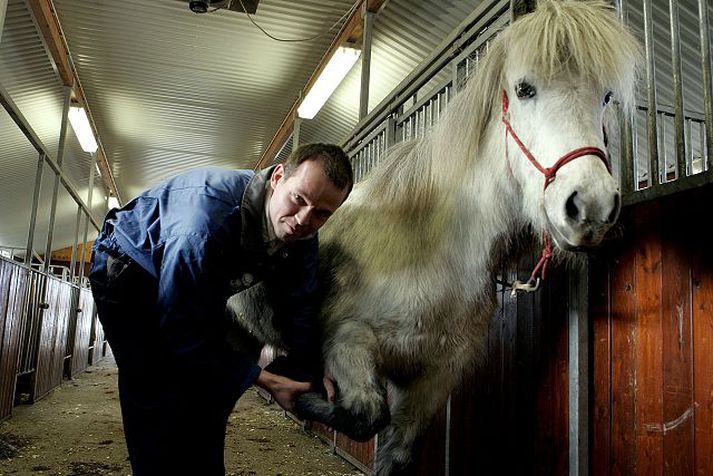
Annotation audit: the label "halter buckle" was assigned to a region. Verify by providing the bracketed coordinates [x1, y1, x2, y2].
[510, 278, 541, 297]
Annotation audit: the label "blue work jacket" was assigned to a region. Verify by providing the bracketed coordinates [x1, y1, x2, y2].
[95, 166, 321, 387]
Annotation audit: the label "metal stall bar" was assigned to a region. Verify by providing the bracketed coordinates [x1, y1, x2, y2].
[0, 0, 7, 44]
[69, 207, 81, 281]
[569, 261, 589, 476]
[668, 0, 686, 180]
[617, 0, 636, 195]
[344, 0, 510, 152]
[0, 83, 101, 232]
[43, 86, 73, 274]
[77, 159, 96, 284]
[642, 0, 659, 188]
[359, 6, 374, 120]
[25, 154, 45, 266]
[700, 0, 713, 170]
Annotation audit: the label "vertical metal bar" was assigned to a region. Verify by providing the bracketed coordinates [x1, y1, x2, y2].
[292, 116, 301, 153]
[0, 0, 8, 44]
[359, 7, 374, 120]
[569, 259, 589, 476]
[25, 154, 46, 266]
[384, 116, 396, 149]
[701, 121, 707, 172]
[43, 86, 72, 274]
[444, 395, 451, 476]
[69, 206, 81, 280]
[616, 0, 636, 195]
[78, 156, 96, 284]
[685, 118, 692, 175]
[658, 112, 667, 182]
[669, 0, 686, 180]
[643, 0, 659, 186]
[699, 0, 713, 170]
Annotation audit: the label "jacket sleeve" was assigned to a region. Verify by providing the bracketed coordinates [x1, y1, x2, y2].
[156, 233, 261, 397]
[264, 239, 323, 382]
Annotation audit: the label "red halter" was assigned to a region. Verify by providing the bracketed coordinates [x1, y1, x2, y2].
[500, 89, 610, 294]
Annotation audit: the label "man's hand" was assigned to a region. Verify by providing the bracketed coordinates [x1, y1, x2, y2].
[323, 368, 336, 403]
[255, 369, 312, 412]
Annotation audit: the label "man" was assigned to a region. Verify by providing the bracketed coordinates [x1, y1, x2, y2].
[88, 143, 353, 475]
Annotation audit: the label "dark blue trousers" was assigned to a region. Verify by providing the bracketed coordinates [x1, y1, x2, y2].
[89, 239, 237, 475]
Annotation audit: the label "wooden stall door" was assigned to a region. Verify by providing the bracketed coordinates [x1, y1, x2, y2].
[0, 260, 29, 421]
[591, 185, 713, 475]
[71, 287, 95, 375]
[32, 278, 72, 401]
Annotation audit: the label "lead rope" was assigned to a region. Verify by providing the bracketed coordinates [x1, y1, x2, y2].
[500, 89, 610, 297]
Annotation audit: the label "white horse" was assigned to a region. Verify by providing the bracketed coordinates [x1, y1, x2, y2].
[229, 1, 640, 474]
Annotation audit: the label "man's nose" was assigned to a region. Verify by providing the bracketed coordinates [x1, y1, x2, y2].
[295, 208, 312, 227]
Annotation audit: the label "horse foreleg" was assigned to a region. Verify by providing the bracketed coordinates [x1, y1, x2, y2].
[375, 371, 458, 476]
[296, 320, 389, 441]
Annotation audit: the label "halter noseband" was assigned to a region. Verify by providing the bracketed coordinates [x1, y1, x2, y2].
[500, 89, 610, 295]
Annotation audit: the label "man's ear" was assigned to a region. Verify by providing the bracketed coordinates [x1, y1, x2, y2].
[270, 164, 285, 190]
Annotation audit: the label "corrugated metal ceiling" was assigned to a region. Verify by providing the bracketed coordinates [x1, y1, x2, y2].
[2, 0, 709, 255]
[1, 0, 484, 252]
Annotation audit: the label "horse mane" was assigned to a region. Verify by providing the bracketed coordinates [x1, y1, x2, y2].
[354, 0, 640, 214]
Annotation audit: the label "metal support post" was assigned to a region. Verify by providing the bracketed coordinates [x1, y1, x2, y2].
[699, 0, 713, 170]
[25, 153, 45, 266]
[0, 0, 8, 45]
[69, 206, 81, 280]
[77, 155, 96, 284]
[359, 7, 374, 119]
[43, 86, 72, 273]
[292, 114, 301, 153]
[569, 260, 589, 476]
[668, 0, 686, 179]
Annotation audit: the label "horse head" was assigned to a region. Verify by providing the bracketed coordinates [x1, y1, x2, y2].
[488, 0, 641, 251]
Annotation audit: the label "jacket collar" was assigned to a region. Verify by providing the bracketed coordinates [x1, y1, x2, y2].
[240, 165, 275, 254]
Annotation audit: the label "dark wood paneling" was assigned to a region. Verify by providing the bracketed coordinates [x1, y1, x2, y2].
[633, 201, 664, 475]
[692, 213, 713, 474]
[70, 288, 94, 376]
[660, 196, 694, 474]
[32, 278, 72, 401]
[0, 260, 29, 421]
[592, 185, 713, 475]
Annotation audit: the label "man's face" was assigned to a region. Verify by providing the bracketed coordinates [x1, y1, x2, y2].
[269, 159, 348, 242]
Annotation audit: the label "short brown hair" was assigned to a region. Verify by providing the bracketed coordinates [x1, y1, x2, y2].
[283, 143, 353, 196]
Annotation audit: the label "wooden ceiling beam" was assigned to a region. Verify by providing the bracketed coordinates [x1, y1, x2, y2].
[26, 0, 121, 202]
[254, 0, 387, 169]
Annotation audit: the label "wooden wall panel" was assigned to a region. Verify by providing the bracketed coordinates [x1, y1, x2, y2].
[692, 218, 713, 474]
[0, 260, 29, 421]
[660, 197, 694, 474]
[32, 278, 72, 401]
[592, 185, 713, 474]
[70, 287, 94, 376]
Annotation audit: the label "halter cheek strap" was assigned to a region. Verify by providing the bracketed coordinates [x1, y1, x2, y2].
[500, 89, 611, 295]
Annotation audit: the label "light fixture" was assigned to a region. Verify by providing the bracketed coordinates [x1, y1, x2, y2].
[107, 196, 120, 210]
[297, 46, 361, 119]
[68, 106, 98, 153]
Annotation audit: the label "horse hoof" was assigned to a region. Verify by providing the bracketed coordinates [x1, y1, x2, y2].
[293, 392, 390, 442]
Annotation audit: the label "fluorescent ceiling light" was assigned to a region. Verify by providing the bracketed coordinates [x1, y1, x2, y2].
[297, 46, 361, 119]
[107, 196, 120, 210]
[68, 106, 98, 153]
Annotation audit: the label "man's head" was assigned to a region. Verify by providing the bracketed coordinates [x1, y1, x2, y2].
[269, 143, 353, 242]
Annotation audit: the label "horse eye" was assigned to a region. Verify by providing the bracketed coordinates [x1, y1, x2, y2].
[603, 91, 613, 105]
[515, 82, 536, 99]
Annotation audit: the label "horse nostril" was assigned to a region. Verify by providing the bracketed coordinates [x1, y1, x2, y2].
[607, 192, 621, 223]
[566, 191, 579, 221]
